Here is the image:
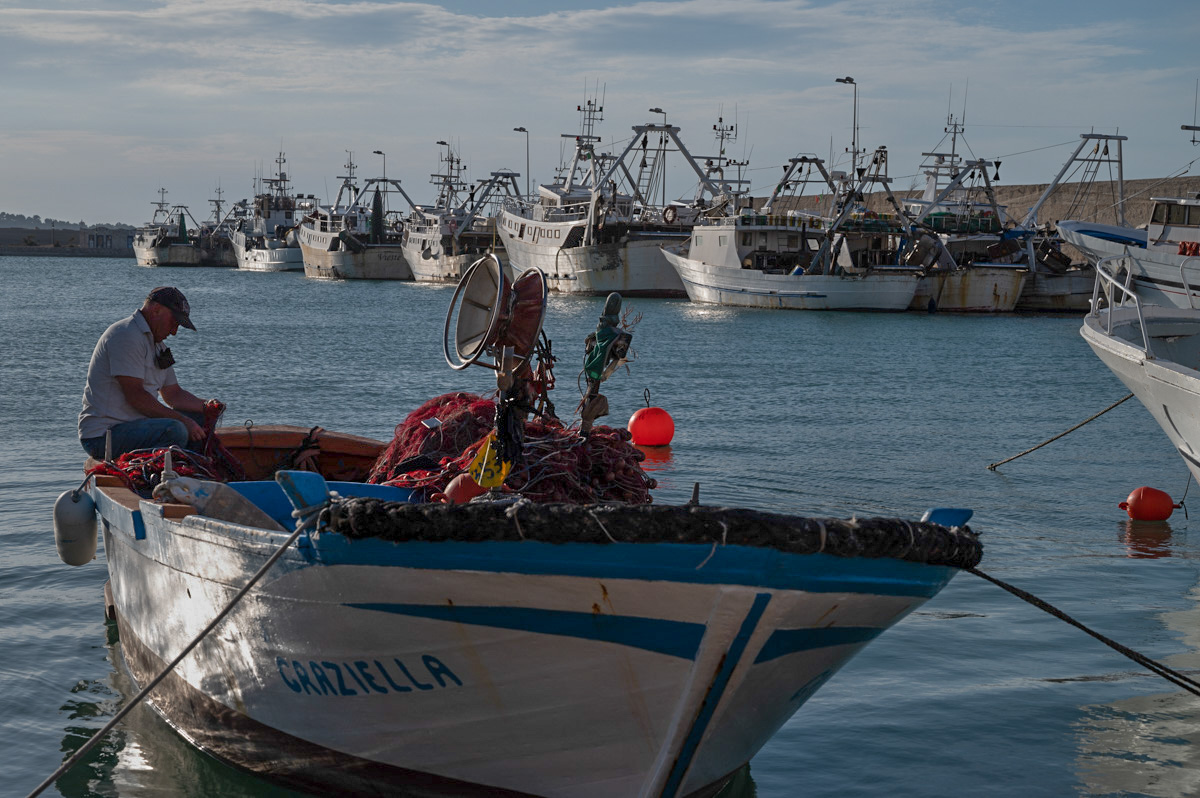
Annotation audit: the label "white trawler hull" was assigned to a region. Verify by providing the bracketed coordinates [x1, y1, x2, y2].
[402, 243, 513, 284]
[663, 249, 919, 311]
[497, 210, 686, 297]
[133, 241, 234, 268]
[1015, 268, 1095, 312]
[911, 265, 1028, 312]
[133, 242, 205, 267]
[298, 226, 413, 280]
[232, 231, 304, 272]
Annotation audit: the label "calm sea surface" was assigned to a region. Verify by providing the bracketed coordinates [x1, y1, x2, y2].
[3, 255, 1199, 797]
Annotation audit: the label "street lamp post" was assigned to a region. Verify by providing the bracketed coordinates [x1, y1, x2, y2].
[372, 150, 386, 179]
[835, 76, 859, 174]
[648, 107, 667, 125]
[513, 127, 530, 198]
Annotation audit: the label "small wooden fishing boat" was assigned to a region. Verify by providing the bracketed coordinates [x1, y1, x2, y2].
[53, 260, 982, 797]
[60, 426, 980, 797]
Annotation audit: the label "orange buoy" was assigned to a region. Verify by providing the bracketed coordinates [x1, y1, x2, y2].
[445, 473, 487, 504]
[629, 406, 674, 446]
[1119, 486, 1180, 521]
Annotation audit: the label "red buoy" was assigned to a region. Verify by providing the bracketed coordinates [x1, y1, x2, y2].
[628, 406, 674, 446]
[1119, 486, 1180, 521]
[445, 473, 487, 504]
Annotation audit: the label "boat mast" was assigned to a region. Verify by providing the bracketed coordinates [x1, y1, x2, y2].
[1021, 133, 1128, 228]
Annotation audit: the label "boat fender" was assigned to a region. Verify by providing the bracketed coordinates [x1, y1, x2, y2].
[53, 489, 98, 566]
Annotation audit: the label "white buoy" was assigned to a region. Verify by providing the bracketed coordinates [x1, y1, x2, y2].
[53, 489, 97, 566]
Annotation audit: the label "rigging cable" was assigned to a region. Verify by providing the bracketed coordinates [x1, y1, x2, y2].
[987, 394, 1134, 470]
[971, 567, 1200, 698]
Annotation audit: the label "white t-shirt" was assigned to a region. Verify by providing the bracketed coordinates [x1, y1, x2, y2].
[78, 310, 179, 439]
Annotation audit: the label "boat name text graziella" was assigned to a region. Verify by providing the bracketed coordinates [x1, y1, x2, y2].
[276, 653, 462, 697]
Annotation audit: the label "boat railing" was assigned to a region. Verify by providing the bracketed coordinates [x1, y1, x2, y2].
[1091, 254, 1152, 354]
[739, 213, 826, 230]
[1181, 257, 1200, 310]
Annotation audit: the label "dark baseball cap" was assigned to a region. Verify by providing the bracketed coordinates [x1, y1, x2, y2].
[146, 286, 196, 330]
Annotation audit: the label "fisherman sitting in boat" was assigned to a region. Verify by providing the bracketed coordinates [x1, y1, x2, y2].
[78, 286, 220, 460]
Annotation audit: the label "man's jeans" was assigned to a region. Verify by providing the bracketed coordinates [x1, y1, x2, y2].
[80, 411, 204, 460]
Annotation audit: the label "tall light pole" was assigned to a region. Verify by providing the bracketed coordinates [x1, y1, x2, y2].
[648, 106, 667, 125]
[513, 127, 529, 198]
[372, 150, 386, 179]
[835, 76, 859, 174]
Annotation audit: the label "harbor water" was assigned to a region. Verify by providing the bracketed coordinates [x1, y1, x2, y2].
[3, 255, 1199, 797]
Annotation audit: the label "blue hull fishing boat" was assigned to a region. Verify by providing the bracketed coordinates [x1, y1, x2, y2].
[78, 452, 977, 797]
[53, 258, 981, 797]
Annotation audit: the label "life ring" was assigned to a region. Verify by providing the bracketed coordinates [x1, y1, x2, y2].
[663, 206, 678, 224]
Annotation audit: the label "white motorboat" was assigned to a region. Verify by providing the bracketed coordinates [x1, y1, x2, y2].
[231, 152, 316, 272]
[1061, 194, 1200, 309]
[402, 141, 521, 283]
[1082, 259, 1200, 481]
[495, 99, 728, 297]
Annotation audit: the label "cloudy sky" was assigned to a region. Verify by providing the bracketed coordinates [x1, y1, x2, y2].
[2, 0, 1198, 226]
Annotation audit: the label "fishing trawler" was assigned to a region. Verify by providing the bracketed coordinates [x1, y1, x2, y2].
[231, 152, 316, 272]
[664, 144, 922, 311]
[298, 154, 415, 280]
[495, 99, 727, 296]
[402, 141, 521, 283]
[132, 188, 235, 268]
[995, 133, 1127, 312]
[897, 115, 1027, 312]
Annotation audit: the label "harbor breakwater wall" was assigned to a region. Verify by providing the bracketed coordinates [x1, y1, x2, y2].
[767, 176, 1200, 228]
[0, 245, 134, 258]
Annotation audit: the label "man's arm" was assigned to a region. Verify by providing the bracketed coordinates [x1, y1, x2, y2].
[160, 382, 207, 414]
[116, 376, 205, 441]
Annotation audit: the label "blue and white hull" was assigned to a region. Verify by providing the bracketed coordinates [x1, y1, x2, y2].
[93, 481, 966, 797]
[1058, 221, 1200, 309]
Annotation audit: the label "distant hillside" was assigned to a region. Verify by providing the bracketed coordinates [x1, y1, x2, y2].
[0, 212, 135, 230]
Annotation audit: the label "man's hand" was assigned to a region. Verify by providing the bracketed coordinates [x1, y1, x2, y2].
[183, 416, 206, 441]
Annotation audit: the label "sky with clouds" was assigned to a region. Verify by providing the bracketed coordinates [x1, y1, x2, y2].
[2, 0, 1198, 225]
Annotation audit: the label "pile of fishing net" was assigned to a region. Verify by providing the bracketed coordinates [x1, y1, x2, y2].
[367, 392, 656, 505]
[85, 400, 246, 494]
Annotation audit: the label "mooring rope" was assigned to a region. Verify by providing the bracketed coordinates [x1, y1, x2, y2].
[970, 567, 1200, 697]
[23, 510, 320, 798]
[987, 393, 1134, 470]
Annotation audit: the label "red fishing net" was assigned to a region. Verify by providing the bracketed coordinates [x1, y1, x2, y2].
[86, 400, 246, 494]
[368, 392, 656, 504]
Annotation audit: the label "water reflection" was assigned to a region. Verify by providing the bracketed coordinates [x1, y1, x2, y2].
[716, 764, 758, 797]
[1120, 520, 1176, 559]
[1075, 583, 1200, 796]
[636, 443, 674, 469]
[54, 622, 312, 798]
[60, 621, 755, 798]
